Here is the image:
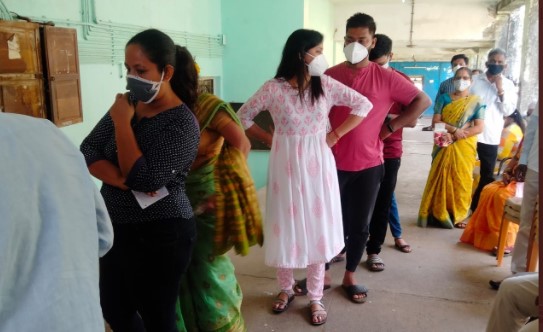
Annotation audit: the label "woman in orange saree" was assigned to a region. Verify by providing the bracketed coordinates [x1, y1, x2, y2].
[459, 143, 523, 252]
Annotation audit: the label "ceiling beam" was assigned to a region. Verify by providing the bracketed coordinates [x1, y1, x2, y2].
[496, 0, 525, 12]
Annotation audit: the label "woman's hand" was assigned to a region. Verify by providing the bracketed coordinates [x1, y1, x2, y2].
[502, 170, 513, 185]
[453, 128, 468, 140]
[326, 132, 339, 147]
[444, 133, 454, 145]
[109, 93, 135, 125]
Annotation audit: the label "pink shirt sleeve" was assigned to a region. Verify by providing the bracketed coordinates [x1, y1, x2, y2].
[324, 75, 373, 117]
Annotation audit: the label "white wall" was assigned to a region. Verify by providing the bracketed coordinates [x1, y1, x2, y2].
[304, 0, 336, 64]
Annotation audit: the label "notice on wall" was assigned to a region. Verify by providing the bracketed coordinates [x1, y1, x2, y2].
[7, 34, 21, 59]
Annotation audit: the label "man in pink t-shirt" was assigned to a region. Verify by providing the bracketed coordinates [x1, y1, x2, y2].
[324, 13, 430, 303]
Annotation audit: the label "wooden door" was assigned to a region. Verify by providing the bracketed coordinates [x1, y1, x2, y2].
[43, 26, 83, 127]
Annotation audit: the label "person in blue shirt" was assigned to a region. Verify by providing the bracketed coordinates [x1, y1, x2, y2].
[0, 113, 114, 332]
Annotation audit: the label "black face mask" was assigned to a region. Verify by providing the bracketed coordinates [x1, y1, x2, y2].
[486, 63, 504, 75]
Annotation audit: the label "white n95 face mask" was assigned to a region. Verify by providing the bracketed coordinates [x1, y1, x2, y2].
[343, 42, 368, 64]
[454, 79, 471, 92]
[306, 53, 329, 76]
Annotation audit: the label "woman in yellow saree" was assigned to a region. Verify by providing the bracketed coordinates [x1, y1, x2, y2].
[175, 92, 263, 332]
[418, 67, 485, 229]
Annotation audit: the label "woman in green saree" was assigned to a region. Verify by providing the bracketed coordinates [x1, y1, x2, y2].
[418, 67, 485, 229]
[176, 92, 263, 332]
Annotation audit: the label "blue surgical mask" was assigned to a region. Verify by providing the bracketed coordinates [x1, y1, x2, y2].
[486, 63, 504, 76]
[126, 71, 164, 104]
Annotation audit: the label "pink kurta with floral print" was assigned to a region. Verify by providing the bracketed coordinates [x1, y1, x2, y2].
[238, 75, 372, 268]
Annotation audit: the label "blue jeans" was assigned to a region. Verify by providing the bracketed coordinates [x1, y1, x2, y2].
[388, 193, 402, 239]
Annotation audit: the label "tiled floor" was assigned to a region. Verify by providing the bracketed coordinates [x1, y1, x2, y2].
[229, 119, 518, 332]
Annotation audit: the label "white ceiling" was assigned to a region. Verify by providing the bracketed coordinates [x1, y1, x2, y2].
[328, 0, 516, 62]
[330, 0, 499, 4]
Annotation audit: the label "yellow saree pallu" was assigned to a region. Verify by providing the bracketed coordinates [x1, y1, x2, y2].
[460, 181, 519, 250]
[418, 94, 484, 229]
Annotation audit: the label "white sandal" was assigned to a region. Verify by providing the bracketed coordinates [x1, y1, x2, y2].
[309, 300, 327, 325]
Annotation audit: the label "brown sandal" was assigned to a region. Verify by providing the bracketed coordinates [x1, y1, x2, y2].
[394, 238, 412, 253]
[310, 300, 327, 325]
[272, 291, 295, 313]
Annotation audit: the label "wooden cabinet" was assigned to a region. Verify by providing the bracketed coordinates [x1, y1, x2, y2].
[0, 20, 83, 127]
[0, 21, 45, 118]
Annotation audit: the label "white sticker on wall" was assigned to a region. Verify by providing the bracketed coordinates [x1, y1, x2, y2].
[7, 35, 22, 60]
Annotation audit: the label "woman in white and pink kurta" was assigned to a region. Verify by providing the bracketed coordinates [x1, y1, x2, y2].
[238, 29, 372, 326]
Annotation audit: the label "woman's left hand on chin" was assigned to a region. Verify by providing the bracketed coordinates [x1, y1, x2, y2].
[109, 93, 135, 124]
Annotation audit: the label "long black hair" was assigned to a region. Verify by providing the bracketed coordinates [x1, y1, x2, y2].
[127, 29, 199, 111]
[507, 109, 525, 133]
[275, 29, 324, 105]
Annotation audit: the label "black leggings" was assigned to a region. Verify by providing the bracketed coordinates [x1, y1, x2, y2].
[338, 164, 384, 272]
[100, 217, 196, 332]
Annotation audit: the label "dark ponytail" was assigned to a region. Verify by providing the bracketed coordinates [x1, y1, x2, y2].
[126, 29, 199, 110]
[171, 45, 199, 111]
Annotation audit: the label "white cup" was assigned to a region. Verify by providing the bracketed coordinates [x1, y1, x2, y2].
[434, 123, 446, 133]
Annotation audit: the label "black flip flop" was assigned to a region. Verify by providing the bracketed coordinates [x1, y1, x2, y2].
[341, 284, 368, 304]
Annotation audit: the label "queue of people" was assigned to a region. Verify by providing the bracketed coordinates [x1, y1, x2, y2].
[0, 10, 538, 332]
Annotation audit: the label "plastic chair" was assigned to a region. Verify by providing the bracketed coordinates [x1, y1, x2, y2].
[496, 195, 539, 271]
[526, 197, 539, 272]
[496, 196, 522, 267]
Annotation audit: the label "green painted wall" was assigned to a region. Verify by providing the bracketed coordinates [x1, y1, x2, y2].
[221, 0, 304, 189]
[221, 0, 304, 102]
